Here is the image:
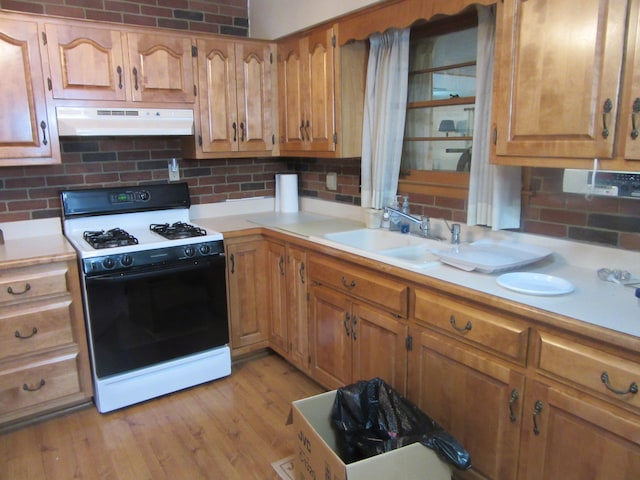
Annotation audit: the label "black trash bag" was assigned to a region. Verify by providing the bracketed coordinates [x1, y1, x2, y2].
[331, 377, 471, 470]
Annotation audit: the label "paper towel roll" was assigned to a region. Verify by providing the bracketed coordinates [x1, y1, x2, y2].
[275, 174, 299, 213]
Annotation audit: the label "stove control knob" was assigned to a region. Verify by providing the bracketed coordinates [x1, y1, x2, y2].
[199, 244, 211, 255]
[184, 246, 196, 257]
[121, 254, 133, 267]
[103, 257, 116, 269]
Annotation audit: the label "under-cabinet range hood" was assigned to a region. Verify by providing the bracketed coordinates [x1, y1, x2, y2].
[56, 106, 194, 136]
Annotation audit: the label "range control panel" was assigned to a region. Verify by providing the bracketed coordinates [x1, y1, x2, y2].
[562, 169, 640, 199]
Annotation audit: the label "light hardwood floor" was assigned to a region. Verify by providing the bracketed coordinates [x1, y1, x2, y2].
[0, 352, 324, 480]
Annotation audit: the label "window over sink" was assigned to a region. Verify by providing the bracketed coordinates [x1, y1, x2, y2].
[399, 11, 478, 199]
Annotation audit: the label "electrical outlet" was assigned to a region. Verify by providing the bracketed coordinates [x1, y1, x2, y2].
[168, 158, 180, 181]
[326, 172, 337, 191]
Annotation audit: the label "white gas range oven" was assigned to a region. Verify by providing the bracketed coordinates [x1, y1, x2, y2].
[61, 182, 230, 413]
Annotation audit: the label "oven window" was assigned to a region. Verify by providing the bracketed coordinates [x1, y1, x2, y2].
[84, 256, 228, 378]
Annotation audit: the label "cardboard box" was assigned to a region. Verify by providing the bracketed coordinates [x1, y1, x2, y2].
[291, 390, 452, 480]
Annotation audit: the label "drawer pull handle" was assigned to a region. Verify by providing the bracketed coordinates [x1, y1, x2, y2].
[7, 283, 31, 295]
[341, 277, 356, 289]
[352, 315, 358, 341]
[449, 315, 472, 332]
[600, 372, 639, 395]
[15, 327, 38, 339]
[532, 400, 543, 435]
[631, 97, 640, 140]
[229, 254, 235, 274]
[509, 388, 519, 422]
[299, 262, 305, 284]
[602, 98, 613, 139]
[23, 379, 45, 392]
[344, 312, 351, 337]
[279, 256, 285, 276]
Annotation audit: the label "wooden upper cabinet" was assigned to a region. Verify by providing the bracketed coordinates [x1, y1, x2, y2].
[45, 25, 195, 104]
[619, 0, 640, 163]
[234, 41, 273, 152]
[305, 27, 336, 153]
[493, 0, 628, 165]
[126, 32, 195, 104]
[45, 24, 127, 101]
[189, 37, 273, 156]
[278, 35, 305, 151]
[278, 26, 336, 155]
[0, 17, 59, 165]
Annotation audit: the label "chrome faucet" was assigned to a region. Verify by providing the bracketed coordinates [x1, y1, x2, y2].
[385, 206, 431, 237]
[444, 219, 461, 244]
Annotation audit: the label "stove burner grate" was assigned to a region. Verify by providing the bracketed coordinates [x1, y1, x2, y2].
[83, 228, 139, 249]
[150, 221, 207, 240]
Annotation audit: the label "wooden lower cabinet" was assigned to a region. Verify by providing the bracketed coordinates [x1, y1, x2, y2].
[266, 240, 310, 374]
[0, 259, 91, 428]
[407, 325, 524, 480]
[225, 235, 269, 356]
[518, 381, 640, 479]
[309, 283, 408, 394]
[224, 235, 640, 480]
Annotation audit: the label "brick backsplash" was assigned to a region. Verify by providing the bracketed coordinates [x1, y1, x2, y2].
[0, 0, 248, 35]
[1, 141, 639, 251]
[523, 168, 640, 250]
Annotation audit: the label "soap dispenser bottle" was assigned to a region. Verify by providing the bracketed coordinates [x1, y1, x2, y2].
[389, 195, 402, 231]
[400, 195, 411, 233]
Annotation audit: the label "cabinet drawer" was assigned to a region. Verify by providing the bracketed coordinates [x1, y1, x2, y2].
[413, 289, 529, 364]
[309, 255, 408, 317]
[0, 298, 75, 360]
[0, 263, 69, 305]
[538, 331, 640, 410]
[0, 351, 82, 414]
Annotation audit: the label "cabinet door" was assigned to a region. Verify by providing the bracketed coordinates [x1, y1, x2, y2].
[287, 246, 310, 373]
[45, 24, 126, 101]
[352, 302, 408, 396]
[0, 18, 58, 165]
[408, 327, 524, 480]
[225, 238, 269, 352]
[266, 240, 288, 355]
[620, 0, 640, 162]
[126, 32, 195, 103]
[278, 36, 306, 151]
[305, 27, 336, 153]
[196, 38, 238, 153]
[519, 381, 640, 480]
[494, 0, 627, 160]
[235, 41, 273, 152]
[309, 284, 352, 390]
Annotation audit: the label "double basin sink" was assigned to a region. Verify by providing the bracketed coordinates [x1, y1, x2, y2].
[317, 228, 447, 269]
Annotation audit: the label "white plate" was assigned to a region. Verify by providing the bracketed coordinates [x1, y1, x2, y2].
[496, 272, 574, 296]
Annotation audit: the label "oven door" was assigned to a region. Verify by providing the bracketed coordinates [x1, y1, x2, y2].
[83, 255, 228, 379]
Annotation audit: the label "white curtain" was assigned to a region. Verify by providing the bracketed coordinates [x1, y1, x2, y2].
[361, 29, 410, 209]
[467, 5, 522, 230]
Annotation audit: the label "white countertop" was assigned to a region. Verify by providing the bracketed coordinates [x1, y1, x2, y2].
[2, 199, 637, 339]
[0, 218, 76, 264]
[192, 197, 640, 339]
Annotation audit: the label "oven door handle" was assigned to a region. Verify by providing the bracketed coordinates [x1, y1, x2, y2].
[85, 256, 224, 282]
